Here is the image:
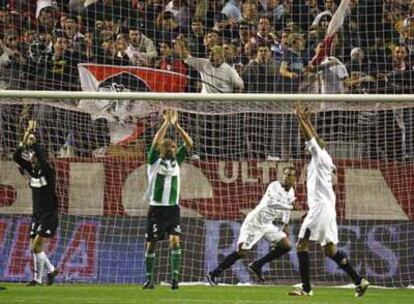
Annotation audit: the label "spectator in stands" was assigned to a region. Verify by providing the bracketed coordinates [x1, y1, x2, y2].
[324, 0, 337, 14]
[154, 11, 182, 45]
[37, 4, 58, 34]
[0, 29, 25, 67]
[238, 19, 256, 46]
[279, 33, 306, 86]
[203, 30, 221, 54]
[141, 0, 164, 37]
[194, 0, 223, 29]
[251, 16, 277, 46]
[307, 0, 321, 22]
[125, 27, 157, 66]
[26, 29, 54, 89]
[240, 0, 258, 27]
[222, 40, 238, 66]
[317, 53, 350, 94]
[213, 13, 239, 41]
[346, 47, 371, 74]
[271, 0, 294, 31]
[97, 40, 117, 64]
[383, 44, 414, 93]
[48, 34, 83, 89]
[221, 0, 242, 22]
[344, 47, 376, 93]
[113, 35, 131, 66]
[0, 29, 26, 89]
[63, 14, 85, 52]
[391, 45, 412, 72]
[241, 41, 257, 65]
[164, 0, 190, 28]
[84, 0, 126, 31]
[175, 35, 244, 93]
[187, 17, 206, 57]
[308, 10, 332, 50]
[103, 17, 120, 41]
[272, 28, 290, 63]
[155, 40, 187, 75]
[21, 29, 37, 56]
[241, 43, 280, 93]
[399, 16, 414, 55]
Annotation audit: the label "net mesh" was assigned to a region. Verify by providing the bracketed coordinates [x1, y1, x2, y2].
[0, 99, 413, 287]
[0, 0, 413, 94]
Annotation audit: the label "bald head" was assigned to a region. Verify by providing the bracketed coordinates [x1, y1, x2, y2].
[159, 138, 178, 159]
[209, 45, 225, 67]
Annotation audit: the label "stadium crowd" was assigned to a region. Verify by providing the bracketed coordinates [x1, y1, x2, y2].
[0, 0, 413, 93]
[0, 0, 413, 163]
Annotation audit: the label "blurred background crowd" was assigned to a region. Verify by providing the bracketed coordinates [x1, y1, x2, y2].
[0, 0, 414, 93]
[0, 0, 413, 162]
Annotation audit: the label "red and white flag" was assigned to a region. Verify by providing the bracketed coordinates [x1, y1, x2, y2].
[78, 63, 188, 93]
[310, 0, 350, 66]
[77, 63, 188, 145]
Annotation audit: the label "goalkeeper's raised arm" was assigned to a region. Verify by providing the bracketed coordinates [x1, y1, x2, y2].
[12, 121, 59, 287]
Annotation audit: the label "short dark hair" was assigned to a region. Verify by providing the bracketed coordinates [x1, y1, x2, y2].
[256, 42, 271, 50]
[283, 165, 296, 176]
[192, 17, 203, 24]
[161, 11, 174, 20]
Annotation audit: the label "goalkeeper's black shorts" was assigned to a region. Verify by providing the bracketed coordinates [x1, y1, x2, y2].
[145, 205, 181, 242]
[30, 210, 59, 239]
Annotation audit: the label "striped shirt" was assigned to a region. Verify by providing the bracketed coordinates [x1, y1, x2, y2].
[145, 145, 187, 206]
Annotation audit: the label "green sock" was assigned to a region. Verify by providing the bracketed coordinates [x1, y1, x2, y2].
[145, 253, 155, 281]
[170, 249, 181, 281]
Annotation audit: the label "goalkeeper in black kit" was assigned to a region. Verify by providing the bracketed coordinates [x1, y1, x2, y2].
[13, 121, 59, 286]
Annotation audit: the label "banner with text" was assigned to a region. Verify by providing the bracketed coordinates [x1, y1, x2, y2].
[0, 216, 413, 286]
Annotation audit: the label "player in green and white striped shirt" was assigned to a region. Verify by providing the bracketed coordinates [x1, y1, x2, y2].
[143, 109, 193, 290]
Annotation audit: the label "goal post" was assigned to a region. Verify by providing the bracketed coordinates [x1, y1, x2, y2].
[0, 95, 413, 287]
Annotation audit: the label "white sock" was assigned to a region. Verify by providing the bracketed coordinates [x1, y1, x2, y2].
[33, 253, 45, 283]
[39, 251, 55, 273]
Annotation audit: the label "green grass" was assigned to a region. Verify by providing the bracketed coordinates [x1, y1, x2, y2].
[0, 283, 413, 304]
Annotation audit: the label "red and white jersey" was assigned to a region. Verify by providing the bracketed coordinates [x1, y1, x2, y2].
[244, 181, 295, 228]
[305, 137, 336, 211]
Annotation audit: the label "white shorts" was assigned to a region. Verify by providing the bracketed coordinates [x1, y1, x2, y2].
[237, 221, 287, 250]
[298, 205, 338, 247]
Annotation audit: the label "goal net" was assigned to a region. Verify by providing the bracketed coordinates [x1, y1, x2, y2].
[0, 97, 413, 287]
[0, 0, 413, 94]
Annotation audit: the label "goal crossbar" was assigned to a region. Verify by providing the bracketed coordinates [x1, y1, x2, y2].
[1, 91, 414, 102]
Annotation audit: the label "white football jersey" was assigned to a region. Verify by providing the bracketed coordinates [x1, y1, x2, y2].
[305, 137, 336, 210]
[244, 181, 295, 227]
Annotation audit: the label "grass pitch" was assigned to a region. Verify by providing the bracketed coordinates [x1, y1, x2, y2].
[0, 283, 412, 304]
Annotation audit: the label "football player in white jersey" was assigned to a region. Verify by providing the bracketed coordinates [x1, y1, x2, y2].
[207, 166, 297, 285]
[143, 109, 193, 290]
[289, 104, 369, 297]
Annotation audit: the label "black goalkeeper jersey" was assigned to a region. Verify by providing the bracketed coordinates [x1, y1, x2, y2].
[13, 143, 58, 215]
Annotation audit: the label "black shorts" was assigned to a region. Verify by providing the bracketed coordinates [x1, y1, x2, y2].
[146, 205, 181, 242]
[30, 210, 59, 239]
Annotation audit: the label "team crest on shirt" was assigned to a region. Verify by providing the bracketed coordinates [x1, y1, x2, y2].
[159, 160, 177, 176]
